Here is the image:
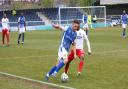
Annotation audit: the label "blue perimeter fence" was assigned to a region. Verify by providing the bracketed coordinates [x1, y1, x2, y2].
[0, 22, 111, 32]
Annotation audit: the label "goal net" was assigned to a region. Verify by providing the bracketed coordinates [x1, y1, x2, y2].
[52, 6, 106, 27]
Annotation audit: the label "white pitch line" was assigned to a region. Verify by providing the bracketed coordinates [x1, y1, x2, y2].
[0, 72, 76, 89]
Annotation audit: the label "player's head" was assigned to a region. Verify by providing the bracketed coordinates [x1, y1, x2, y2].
[72, 20, 80, 31]
[3, 13, 7, 18]
[21, 12, 24, 16]
[85, 12, 88, 16]
[123, 10, 126, 14]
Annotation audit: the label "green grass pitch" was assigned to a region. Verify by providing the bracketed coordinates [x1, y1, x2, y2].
[0, 27, 128, 89]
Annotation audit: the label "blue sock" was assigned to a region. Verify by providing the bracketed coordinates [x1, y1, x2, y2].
[48, 66, 57, 76]
[55, 59, 65, 73]
[122, 28, 126, 37]
[18, 34, 21, 42]
[85, 30, 89, 36]
[22, 33, 24, 43]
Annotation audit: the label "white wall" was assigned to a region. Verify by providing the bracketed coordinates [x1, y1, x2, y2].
[100, 0, 128, 5]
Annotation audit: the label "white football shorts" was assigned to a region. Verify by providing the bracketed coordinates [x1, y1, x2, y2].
[19, 27, 25, 34]
[58, 47, 68, 60]
[122, 24, 127, 29]
[83, 23, 89, 29]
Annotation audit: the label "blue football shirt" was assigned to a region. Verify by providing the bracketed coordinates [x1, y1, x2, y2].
[60, 26, 77, 51]
[18, 16, 25, 28]
[122, 14, 128, 24]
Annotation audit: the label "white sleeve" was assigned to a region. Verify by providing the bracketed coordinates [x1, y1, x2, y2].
[7, 18, 9, 23]
[1, 18, 3, 23]
[83, 15, 84, 23]
[24, 17, 26, 21]
[1, 18, 3, 25]
[18, 17, 20, 22]
[83, 31, 91, 52]
[7, 18, 10, 28]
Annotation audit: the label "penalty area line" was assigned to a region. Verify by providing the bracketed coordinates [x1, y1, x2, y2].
[0, 72, 76, 89]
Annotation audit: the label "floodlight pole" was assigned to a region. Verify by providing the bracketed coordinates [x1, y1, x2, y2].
[104, 6, 107, 27]
[58, 7, 61, 24]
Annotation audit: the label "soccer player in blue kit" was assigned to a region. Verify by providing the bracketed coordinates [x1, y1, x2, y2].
[83, 13, 89, 36]
[45, 20, 80, 81]
[17, 13, 26, 45]
[121, 10, 128, 38]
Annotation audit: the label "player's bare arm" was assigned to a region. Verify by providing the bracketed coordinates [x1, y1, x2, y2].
[84, 32, 91, 55]
[52, 23, 64, 31]
[86, 39, 91, 55]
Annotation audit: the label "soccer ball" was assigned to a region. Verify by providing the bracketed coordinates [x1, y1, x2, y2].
[61, 73, 68, 82]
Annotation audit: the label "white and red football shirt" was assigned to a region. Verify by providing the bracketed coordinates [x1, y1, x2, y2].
[75, 29, 91, 52]
[1, 17, 9, 30]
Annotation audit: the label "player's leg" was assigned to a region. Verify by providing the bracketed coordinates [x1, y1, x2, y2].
[65, 60, 72, 74]
[52, 47, 68, 77]
[123, 28, 126, 38]
[44, 47, 65, 81]
[21, 28, 25, 45]
[83, 23, 89, 37]
[17, 33, 21, 44]
[22, 33, 24, 45]
[85, 29, 89, 36]
[77, 49, 85, 76]
[18, 28, 22, 44]
[45, 64, 57, 81]
[78, 57, 84, 75]
[2, 29, 5, 45]
[5, 29, 10, 46]
[65, 50, 75, 74]
[45, 57, 65, 81]
[53, 58, 65, 76]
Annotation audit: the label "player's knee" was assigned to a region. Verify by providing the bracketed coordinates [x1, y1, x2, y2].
[67, 60, 72, 64]
[64, 59, 68, 64]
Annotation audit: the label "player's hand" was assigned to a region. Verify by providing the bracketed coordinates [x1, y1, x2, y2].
[74, 54, 77, 59]
[52, 23, 59, 28]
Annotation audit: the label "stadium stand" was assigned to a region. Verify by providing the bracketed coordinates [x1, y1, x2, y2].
[0, 7, 106, 26]
[41, 8, 83, 20]
[60, 8, 83, 20]
[0, 9, 44, 27]
[42, 8, 59, 20]
[106, 4, 128, 15]
[40, 7, 83, 24]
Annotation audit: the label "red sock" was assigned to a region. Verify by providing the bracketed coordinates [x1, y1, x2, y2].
[6, 32, 10, 45]
[65, 62, 70, 74]
[65, 51, 74, 74]
[78, 60, 84, 73]
[2, 33, 5, 45]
